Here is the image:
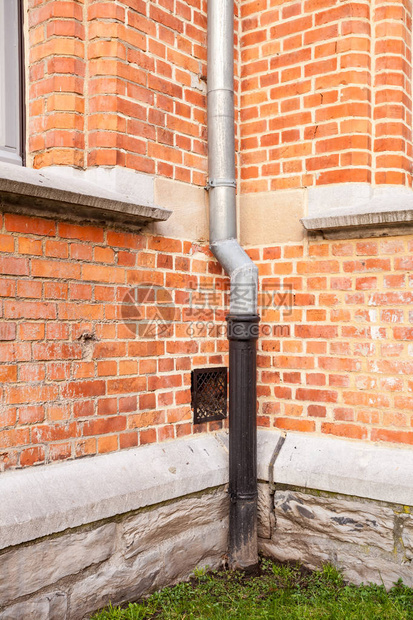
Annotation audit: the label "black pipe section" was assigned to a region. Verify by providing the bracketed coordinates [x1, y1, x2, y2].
[227, 314, 260, 569]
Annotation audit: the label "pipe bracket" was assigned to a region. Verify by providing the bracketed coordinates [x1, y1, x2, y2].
[206, 178, 236, 191]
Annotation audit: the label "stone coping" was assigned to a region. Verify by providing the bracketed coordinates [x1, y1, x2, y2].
[3, 429, 413, 551]
[0, 162, 171, 227]
[0, 433, 228, 550]
[258, 429, 413, 506]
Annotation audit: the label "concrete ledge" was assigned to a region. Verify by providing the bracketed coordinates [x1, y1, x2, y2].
[0, 162, 171, 228]
[5, 428, 413, 552]
[303, 184, 413, 239]
[258, 429, 413, 506]
[0, 433, 228, 550]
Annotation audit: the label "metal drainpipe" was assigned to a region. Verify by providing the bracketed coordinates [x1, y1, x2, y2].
[207, 0, 260, 570]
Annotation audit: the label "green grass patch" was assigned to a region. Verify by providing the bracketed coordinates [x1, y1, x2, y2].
[92, 559, 413, 619]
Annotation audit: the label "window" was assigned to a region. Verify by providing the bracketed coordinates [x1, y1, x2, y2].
[0, 0, 24, 165]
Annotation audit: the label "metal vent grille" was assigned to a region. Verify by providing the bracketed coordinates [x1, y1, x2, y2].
[191, 367, 228, 424]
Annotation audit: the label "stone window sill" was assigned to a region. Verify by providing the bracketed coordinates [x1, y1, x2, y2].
[301, 184, 413, 239]
[302, 207, 413, 239]
[0, 162, 171, 228]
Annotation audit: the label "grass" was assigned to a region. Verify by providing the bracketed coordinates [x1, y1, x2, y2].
[92, 558, 413, 619]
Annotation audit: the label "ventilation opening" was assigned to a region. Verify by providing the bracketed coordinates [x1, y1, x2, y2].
[191, 367, 228, 424]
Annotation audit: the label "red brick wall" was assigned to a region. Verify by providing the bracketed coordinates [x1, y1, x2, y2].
[27, 0, 413, 188]
[28, 0, 86, 167]
[0, 211, 228, 470]
[256, 237, 413, 445]
[3, 0, 411, 469]
[28, 0, 208, 185]
[2, 210, 413, 469]
[239, 0, 413, 192]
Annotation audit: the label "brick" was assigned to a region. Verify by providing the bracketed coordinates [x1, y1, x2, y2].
[274, 418, 316, 433]
[107, 377, 146, 395]
[296, 388, 338, 403]
[0, 428, 30, 449]
[82, 264, 125, 284]
[58, 223, 104, 243]
[0, 323, 16, 341]
[140, 428, 156, 445]
[45, 240, 69, 259]
[6, 384, 59, 406]
[0, 366, 18, 383]
[82, 416, 126, 437]
[20, 446, 45, 467]
[98, 435, 119, 454]
[295, 325, 338, 339]
[0, 235, 15, 253]
[32, 259, 82, 280]
[120, 432, 139, 449]
[60, 380, 106, 399]
[19, 405, 45, 424]
[322, 423, 368, 440]
[20, 323, 45, 341]
[5, 214, 56, 236]
[50, 442, 72, 462]
[4, 301, 57, 320]
[308, 405, 326, 418]
[0, 257, 29, 276]
[16, 271, 41, 294]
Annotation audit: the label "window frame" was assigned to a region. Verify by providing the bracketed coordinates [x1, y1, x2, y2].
[0, 0, 25, 166]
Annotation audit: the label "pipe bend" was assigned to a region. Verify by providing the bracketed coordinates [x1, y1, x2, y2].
[210, 238, 258, 315]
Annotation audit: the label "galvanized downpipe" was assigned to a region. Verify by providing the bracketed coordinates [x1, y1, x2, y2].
[207, 0, 260, 569]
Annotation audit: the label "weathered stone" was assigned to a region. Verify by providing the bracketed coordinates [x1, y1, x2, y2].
[68, 549, 162, 620]
[0, 591, 67, 620]
[122, 488, 228, 559]
[0, 524, 116, 606]
[260, 534, 413, 589]
[274, 490, 394, 551]
[338, 553, 413, 589]
[163, 520, 228, 583]
[260, 487, 413, 589]
[400, 513, 413, 559]
[257, 483, 272, 539]
[68, 492, 228, 620]
[69, 516, 227, 620]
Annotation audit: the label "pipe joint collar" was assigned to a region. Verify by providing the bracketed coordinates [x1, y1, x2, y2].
[226, 314, 260, 341]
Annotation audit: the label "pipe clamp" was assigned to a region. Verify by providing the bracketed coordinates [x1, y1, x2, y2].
[206, 178, 236, 190]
